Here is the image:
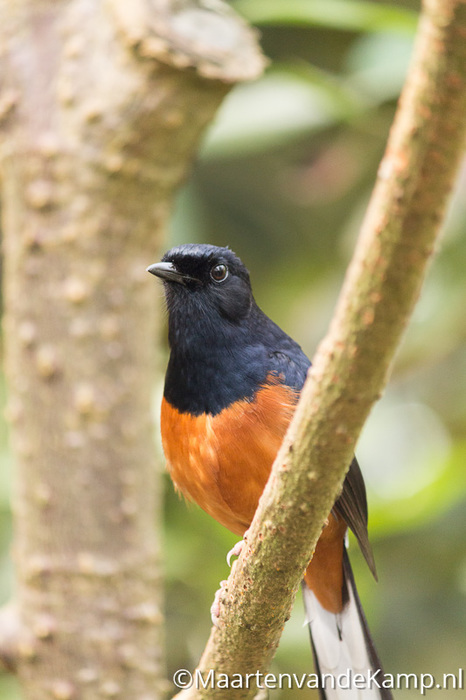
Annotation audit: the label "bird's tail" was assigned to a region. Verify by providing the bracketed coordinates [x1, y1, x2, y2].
[302, 549, 393, 700]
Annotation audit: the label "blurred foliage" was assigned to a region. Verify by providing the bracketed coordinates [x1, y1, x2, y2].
[1, 0, 466, 698]
[234, 0, 418, 33]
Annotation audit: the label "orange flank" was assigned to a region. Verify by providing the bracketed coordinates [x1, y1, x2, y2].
[304, 514, 347, 613]
[161, 378, 347, 613]
[161, 380, 296, 534]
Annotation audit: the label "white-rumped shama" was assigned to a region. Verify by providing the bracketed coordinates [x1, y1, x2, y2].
[148, 244, 392, 700]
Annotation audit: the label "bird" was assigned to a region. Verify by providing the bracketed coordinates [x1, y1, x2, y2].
[148, 243, 393, 700]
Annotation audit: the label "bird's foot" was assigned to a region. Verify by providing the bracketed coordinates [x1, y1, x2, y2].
[210, 579, 228, 627]
[226, 529, 250, 567]
[212, 531, 250, 626]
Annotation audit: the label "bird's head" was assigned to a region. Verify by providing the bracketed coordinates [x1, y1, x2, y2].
[147, 244, 254, 324]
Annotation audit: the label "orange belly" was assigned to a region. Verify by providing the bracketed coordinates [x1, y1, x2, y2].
[161, 381, 297, 535]
[161, 379, 347, 613]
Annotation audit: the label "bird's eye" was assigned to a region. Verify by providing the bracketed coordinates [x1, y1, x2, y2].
[210, 263, 228, 283]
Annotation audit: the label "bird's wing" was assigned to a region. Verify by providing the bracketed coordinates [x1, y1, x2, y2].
[334, 458, 377, 579]
[267, 344, 377, 579]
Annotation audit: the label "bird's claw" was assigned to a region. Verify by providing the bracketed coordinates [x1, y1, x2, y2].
[226, 529, 250, 567]
[210, 580, 228, 627]
[213, 531, 250, 625]
[226, 540, 244, 567]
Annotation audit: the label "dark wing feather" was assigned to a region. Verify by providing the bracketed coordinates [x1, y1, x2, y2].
[265, 334, 377, 580]
[334, 458, 377, 580]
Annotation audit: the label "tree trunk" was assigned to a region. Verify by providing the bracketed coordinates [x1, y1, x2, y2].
[0, 1, 264, 698]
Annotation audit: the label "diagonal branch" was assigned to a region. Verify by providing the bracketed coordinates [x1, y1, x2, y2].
[174, 0, 466, 696]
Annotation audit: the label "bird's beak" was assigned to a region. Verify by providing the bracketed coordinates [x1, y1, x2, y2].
[146, 262, 194, 285]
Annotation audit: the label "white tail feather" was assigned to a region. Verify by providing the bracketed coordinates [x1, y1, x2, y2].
[302, 582, 386, 700]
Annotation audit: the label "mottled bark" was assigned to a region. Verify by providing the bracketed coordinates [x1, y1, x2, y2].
[175, 0, 466, 697]
[0, 1, 264, 698]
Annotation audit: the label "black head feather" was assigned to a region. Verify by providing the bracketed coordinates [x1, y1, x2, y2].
[148, 244, 253, 325]
[148, 244, 309, 415]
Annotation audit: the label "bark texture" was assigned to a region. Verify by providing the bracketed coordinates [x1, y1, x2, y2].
[0, 1, 264, 698]
[175, 0, 466, 697]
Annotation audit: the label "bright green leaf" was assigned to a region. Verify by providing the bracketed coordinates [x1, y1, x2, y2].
[233, 0, 418, 35]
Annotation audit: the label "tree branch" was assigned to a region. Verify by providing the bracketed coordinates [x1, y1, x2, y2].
[174, 0, 466, 696]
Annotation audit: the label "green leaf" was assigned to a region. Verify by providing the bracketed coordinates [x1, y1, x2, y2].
[234, 0, 418, 35]
[346, 32, 414, 101]
[202, 70, 346, 158]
